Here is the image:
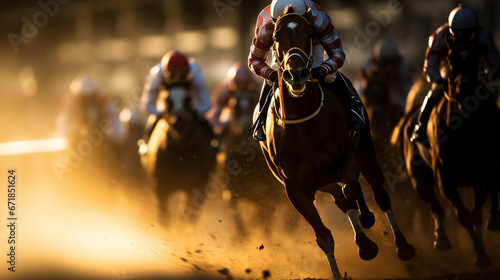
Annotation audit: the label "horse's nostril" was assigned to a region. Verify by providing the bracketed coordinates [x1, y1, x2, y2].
[283, 70, 293, 82]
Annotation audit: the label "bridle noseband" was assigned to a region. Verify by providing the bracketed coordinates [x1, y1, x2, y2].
[273, 14, 314, 73]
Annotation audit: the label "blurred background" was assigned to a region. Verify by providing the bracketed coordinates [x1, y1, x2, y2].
[0, 0, 499, 279]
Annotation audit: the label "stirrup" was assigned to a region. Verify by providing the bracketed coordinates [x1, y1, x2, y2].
[410, 124, 426, 143]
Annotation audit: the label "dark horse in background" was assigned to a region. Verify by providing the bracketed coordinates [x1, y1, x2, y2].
[255, 7, 414, 279]
[360, 71, 405, 173]
[391, 41, 500, 268]
[140, 87, 217, 225]
[217, 89, 286, 234]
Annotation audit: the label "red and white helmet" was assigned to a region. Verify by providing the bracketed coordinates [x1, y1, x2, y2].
[270, 0, 307, 20]
[70, 77, 99, 96]
[448, 4, 478, 31]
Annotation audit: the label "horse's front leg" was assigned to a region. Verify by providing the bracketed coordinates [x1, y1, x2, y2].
[284, 182, 342, 280]
[321, 183, 378, 261]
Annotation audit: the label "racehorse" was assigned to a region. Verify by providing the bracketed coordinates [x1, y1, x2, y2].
[391, 42, 500, 268]
[361, 71, 402, 139]
[255, 7, 414, 278]
[140, 87, 217, 225]
[217, 89, 289, 235]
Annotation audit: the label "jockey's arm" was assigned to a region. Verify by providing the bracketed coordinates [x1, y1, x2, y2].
[424, 26, 448, 84]
[140, 64, 163, 117]
[189, 62, 211, 116]
[304, 2, 346, 74]
[314, 14, 345, 74]
[248, 9, 275, 80]
[479, 28, 500, 81]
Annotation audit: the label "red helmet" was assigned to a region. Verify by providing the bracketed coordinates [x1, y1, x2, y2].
[161, 50, 190, 72]
[161, 50, 191, 85]
[227, 63, 256, 92]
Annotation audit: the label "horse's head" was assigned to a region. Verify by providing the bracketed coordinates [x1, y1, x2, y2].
[163, 86, 195, 140]
[445, 40, 480, 110]
[273, 6, 313, 97]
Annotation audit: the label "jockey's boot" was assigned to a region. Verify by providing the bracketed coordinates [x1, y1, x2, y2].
[252, 83, 274, 141]
[138, 113, 160, 156]
[335, 73, 366, 136]
[410, 94, 439, 143]
[349, 95, 366, 132]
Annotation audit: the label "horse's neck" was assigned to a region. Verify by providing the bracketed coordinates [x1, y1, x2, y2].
[276, 82, 321, 120]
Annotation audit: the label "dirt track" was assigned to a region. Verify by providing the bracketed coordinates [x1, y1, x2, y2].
[1, 150, 499, 280]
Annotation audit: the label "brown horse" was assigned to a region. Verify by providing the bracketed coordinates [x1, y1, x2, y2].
[140, 87, 217, 225]
[391, 45, 500, 267]
[255, 8, 414, 278]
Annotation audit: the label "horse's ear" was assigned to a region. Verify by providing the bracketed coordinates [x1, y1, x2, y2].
[284, 4, 295, 14]
[304, 7, 312, 22]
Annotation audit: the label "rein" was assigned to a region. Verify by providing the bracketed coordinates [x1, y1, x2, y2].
[273, 84, 324, 125]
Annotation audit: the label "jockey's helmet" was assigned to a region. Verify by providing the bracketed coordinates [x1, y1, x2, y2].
[271, 0, 307, 20]
[448, 4, 478, 40]
[227, 63, 256, 92]
[373, 39, 400, 64]
[161, 50, 191, 86]
[70, 77, 99, 96]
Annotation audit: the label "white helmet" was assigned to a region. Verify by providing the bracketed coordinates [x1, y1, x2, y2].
[373, 39, 399, 62]
[448, 4, 478, 30]
[70, 77, 99, 96]
[270, 0, 307, 20]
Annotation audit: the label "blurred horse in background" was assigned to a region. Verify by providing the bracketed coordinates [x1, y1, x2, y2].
[55, 77, 123, 183]
[140, 87, 217, 225]
[216, 87, 288, 235]
[391, 45, 500, 268]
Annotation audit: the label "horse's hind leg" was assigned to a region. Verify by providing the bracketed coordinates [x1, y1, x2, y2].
[486, 182, 500, 231]
[284, 182, 342, 279]
[357, 127, 415, 260]
[439, 178, 491, 268]
[410, 164, 450, 251]
[321, 183, 378, 261]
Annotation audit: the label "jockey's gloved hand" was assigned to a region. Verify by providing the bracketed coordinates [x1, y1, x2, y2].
[311, 66, 328, 81]
[437, 77, 448, 92]
[267, 70, 279, 84]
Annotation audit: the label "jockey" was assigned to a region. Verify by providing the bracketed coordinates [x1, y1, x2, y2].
[138, 50, 212, 152]
[358, 39, 413, 111]
[411, 4, 500, 143]
[208, 63, 259, 132]
[56, 77, 124, 143]
[249, 0, 365, 141]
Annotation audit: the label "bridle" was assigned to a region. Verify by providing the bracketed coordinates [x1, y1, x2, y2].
[272, 14, 314, 73]
[271, 13, 324, 125]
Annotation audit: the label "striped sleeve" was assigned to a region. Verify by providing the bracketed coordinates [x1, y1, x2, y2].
[311, 5, 345, 73]
[248, 7, 274, 79]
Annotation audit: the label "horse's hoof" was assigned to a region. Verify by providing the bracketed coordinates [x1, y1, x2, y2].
[486, 216, 500, 232]
[359, 211, 375, 229]
[475, 253, 492, 269]
[394, 232, 415, 261]
[343, 184, 361, 202]
[433, 228, 452, 251]
[433, 237, 452, 251]
[356, 232, 378, 261]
